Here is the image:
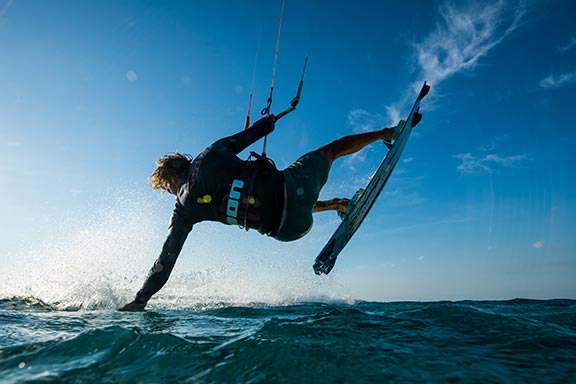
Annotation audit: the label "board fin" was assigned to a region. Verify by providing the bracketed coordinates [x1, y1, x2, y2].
[412, 111, 422, 127]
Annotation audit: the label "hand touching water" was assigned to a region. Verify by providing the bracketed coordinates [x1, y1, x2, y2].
[118, 300, 147, 311]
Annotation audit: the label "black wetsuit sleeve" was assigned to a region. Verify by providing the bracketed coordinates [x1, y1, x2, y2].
[134, 213, 192, 304]
[210, 116, 275, 154]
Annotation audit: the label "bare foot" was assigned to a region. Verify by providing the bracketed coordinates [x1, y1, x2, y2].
[381, 127, 394, 141]
[332, 198, 350, 213]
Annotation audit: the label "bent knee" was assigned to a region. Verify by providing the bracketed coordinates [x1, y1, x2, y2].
[316, 145, 336, 163]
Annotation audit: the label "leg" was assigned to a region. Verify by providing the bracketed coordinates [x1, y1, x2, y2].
[310, 127, 394, 215]
[313, 198, 349, 213]
[317, 127, 394, 162]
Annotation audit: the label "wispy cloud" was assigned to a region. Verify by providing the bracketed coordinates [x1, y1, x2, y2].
[454, 152, 529, 175]
[414, 1, 526, 87]
[349, 1, 526, 126]
[539, 71, 576, 89]
[532, 240, 544, 249]
[0, 0, 13, 18]
[345, 1, 527, 175]
[347, 109, 385, 133]
[559, 36, 576, 52]
[455, 129, 529, 175]
[539, 35, 576, 89]
[380, 1, 526, 124]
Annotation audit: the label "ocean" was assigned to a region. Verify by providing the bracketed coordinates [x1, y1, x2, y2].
[1, 194, 575, 383]
[1, 298, 575, 383]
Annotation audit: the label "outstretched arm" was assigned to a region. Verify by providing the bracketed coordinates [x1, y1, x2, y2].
[210, 115, 275, 155]
[119, 213, 191, 311]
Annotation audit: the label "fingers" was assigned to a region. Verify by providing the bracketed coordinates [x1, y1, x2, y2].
[118, 301, 147, 312]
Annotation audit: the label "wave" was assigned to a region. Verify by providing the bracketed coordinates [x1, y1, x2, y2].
[1, 300, 575, 383]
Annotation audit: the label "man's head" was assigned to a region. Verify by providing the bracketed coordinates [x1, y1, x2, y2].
[149, 152, 192, 195]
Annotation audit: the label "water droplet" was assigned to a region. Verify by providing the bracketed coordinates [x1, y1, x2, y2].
[126, 70, 138, 82]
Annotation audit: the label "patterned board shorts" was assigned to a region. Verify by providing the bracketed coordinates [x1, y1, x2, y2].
[273, 150, 331, 242]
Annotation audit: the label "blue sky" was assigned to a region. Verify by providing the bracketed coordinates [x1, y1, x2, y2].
[1, 0, 575, 305]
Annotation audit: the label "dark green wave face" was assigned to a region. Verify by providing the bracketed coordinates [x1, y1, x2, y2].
[1, 299, 575, 383]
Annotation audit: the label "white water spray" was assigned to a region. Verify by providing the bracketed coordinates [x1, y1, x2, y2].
[0, 186, 351, 310]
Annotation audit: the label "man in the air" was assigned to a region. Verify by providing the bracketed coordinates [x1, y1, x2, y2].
[120, 115, 395, 310]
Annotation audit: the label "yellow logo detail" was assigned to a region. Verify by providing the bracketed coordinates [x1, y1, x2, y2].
[197, 195, 212, 204]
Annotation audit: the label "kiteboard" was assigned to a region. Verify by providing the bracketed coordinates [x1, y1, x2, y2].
[313, 82, 430, 275]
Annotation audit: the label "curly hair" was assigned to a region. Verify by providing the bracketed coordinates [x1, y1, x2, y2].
[149, 152, 193, 193]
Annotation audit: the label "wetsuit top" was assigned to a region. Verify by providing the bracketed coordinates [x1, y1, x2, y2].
[135, 116, 284, 304]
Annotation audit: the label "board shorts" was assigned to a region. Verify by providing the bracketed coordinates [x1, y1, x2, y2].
[273, 150, 331, 242]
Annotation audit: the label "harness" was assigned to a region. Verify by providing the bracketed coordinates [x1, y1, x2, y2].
[224, 151, 281, 233]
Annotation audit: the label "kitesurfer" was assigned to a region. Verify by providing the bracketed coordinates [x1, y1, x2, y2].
[120, 115, 394, 311]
